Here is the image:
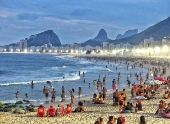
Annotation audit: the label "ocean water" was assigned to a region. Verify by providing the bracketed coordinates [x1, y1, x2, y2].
[0, 53, 148, 104]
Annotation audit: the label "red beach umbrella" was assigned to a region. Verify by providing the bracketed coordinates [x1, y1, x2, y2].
[154, 77, 165, 82]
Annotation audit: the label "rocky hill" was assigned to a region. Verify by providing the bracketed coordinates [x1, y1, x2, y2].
[111, 16, 170, 44]
[81, 29, 111, 47]
[116, 29, 138, 40]
[27, 30, 61, 47]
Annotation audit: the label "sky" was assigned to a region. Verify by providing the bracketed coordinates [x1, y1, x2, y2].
[0, 0, 170, 45]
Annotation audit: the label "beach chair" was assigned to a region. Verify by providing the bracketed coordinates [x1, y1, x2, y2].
[47, 106, 55, 117]
[37, 105, 45, 117]
[65, 105, 72, 114]
[56, 105, 65, 116]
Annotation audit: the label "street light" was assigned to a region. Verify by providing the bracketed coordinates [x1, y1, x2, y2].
[162, 45, 169, 52]
[154, 47, 160, 53]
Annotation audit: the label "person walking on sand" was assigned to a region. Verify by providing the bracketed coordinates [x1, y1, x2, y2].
[112, 79, 116, 90]
[102, 87, 107, 100]
[61, 91, 65, 102]
[78, 87, 82, 99]
[69, 89, 74, 104]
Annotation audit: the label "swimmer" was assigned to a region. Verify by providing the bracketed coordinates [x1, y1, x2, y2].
[25, 93, 28, 98]
[93, 79, 97, 84]
[31, 80, 34, 86]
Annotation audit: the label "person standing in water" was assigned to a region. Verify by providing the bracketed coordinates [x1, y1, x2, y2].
[45, 87, 50, 99]
[15, 91, 19, 98]
[25, 93, 28, 98]
[103, 75, 106, 84]
[51, 88, 56, 102]
[78, 87, 82, 99]
[31, 80, 34, 88]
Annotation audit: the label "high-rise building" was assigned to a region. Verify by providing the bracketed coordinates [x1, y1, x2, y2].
[162, 37, 170, 46]
[19, 39, 27, 51]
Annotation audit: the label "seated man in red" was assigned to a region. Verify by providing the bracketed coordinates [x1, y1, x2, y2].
[47, 105, 55, 117]
[56, 104, 65, 116]
[37, 105, 45, 117]
[65, 104, 72, 114]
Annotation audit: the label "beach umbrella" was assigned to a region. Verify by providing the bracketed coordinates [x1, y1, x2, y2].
[154, 77, 165, 82]
[132, 96, 147, 100]
[145, 80, 162, 85]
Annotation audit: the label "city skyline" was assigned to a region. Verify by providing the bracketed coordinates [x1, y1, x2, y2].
[0, 0, 170, 45]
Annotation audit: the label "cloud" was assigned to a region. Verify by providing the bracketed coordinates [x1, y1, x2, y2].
[17, 13, 39, 21]
[71, 8, 92, 16]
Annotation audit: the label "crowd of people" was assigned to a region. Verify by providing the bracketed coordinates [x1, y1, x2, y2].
[14, 56, 170, 123]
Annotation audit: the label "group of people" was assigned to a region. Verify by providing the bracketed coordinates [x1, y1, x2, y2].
[94, 115, 146, 124]
[93, 87, 107, 104]
[155, 100, 170, 117]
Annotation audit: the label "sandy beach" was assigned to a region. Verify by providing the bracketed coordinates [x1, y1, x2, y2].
[1, 55, 170, 124]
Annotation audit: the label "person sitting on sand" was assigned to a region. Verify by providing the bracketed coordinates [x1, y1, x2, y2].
[123, 102, 132, 113]
[94, 95, 104, 104]
[117, 116, 125, 124]
[164, 103, 170, 114]
[94, 116, 104, 124]
[73, 101, 85, 112]
[135, 100, 143, 112]
[92, 93, 97, 102]
[163, 91, 169, 99]
[139, 115, 146, 124]
[155, 100, 166, 115]
[107, 116, 116, 124]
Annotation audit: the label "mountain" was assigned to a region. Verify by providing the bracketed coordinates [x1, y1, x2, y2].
[116, 29, 138, 40]
[27, 30, 61, 47]
[111, 16, 170, 44]
[81, 29, 111, 47]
